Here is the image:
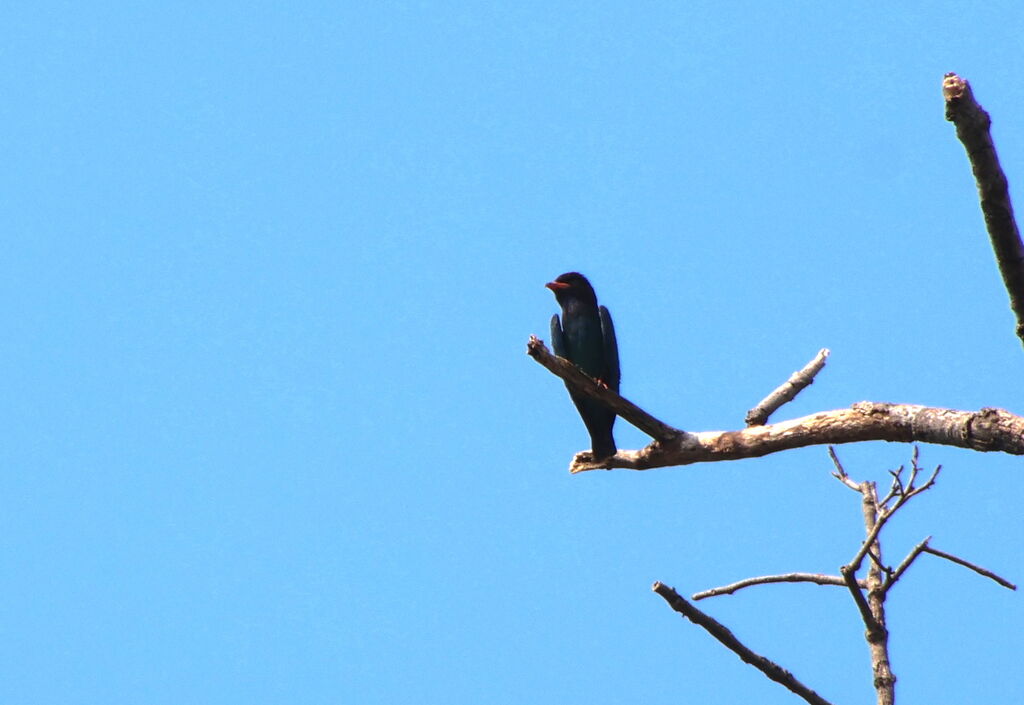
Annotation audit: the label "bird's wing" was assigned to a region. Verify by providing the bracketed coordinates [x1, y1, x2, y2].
[550, 314, 568, 359]
[599, 305, 620, 392]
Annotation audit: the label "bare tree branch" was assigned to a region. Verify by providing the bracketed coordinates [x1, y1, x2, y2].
[846, 481, 896, 705]
[746, 348, 830, 426]
[921, 545, 1017, 591]
[551, 400, 1024, 473]
[693, 572, 865, 600]
[530, 334, 1024, 473]
[527, 336, 684, 444]
[883, 533, 1016, 592]
[944, 72, 1024, 348]
[652, 582, 836, 705]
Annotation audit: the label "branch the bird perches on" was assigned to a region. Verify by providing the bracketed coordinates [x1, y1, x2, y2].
[528, 336, 1024, 473]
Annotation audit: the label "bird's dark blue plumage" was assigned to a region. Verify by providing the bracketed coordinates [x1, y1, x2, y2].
[546, 272, 619, 459]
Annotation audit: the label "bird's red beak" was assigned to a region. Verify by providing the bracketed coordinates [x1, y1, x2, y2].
[545, 281, 570, 291]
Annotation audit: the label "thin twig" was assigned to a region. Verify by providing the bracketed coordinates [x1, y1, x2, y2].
[653, 582, 836, 705]
[922, 546, 1017, 591]
[847, 509, 889, 575]
[828, 445, 862, 491]
[745, 348, 831, 426]
[908, 445, 921, 486]
[912, 465, 942, 498]
[884, 536, 932, 591]
[693, 572, 865, 600]
[840, 564, 877, 631]
[866, 549, 885, 572]
[878, 465, 904, 508]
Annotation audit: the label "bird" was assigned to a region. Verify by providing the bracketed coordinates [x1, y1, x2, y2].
[546, 272, 620, 459]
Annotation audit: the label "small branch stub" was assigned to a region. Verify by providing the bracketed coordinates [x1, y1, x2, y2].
[746, 348, 830, 426]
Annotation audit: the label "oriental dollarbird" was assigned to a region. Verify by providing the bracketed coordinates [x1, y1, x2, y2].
[546, 272, 620, 459]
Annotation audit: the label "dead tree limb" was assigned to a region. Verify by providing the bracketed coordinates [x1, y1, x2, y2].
[833, 449, 941, 705]
[662, 447, 1014, 705]
[652, 582, 836, 705]
[529, 337, 1024, 473]
[841, 480, 897, 705]
[745, 348, 830, 426]
[944, 72, 1024, 348]
[594, 403, 1019, 474]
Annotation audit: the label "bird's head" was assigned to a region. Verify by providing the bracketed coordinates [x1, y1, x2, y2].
[545, 271, 597, 306]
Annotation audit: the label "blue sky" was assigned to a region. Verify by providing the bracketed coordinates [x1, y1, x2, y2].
[2, 2, 1023, 704]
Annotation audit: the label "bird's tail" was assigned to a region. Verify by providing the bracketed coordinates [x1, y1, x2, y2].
[570, 392, 617, 460]
[589, 428, 617, 460]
